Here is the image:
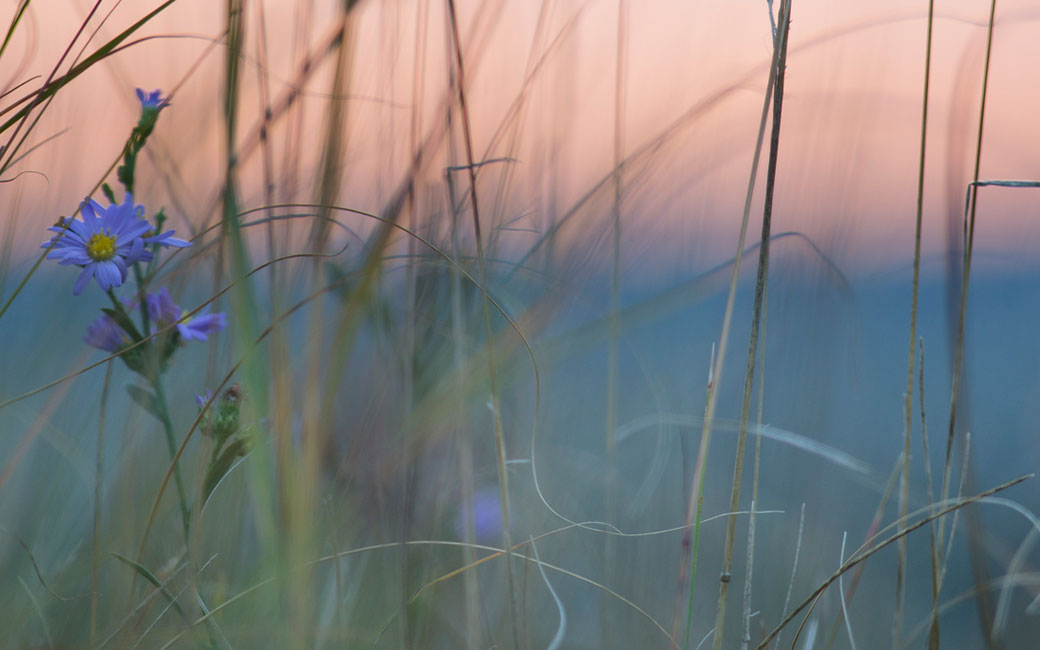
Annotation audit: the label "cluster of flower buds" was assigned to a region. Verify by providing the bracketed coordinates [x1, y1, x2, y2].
[197, 384, 250, 506]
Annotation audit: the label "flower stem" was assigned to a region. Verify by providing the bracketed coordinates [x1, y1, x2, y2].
[151, 373, 192, 544]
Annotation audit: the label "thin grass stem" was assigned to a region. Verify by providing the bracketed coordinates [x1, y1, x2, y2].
[714, 2, 789, 646]
[757, 474, 1032, 649]
[445, 2, 521, 647]
[91, 361, 113, 649]
[670, 2, 791, 645]
[900, 0, 936, 645]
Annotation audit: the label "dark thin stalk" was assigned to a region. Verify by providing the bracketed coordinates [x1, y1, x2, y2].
[668, 1, 790, 643]
[938, 1, 999, 645]
[713, 2, 789, 647]
[0, 0, 179, 143]
[308, 3, 354, 248]
[254, 1, 277, 276]
[0, 0, 32, 64]
[920, 339, 942, 650]
[900, 0, 935, 646]
[0, 0, 104, 172]
[445, 2, 521, 648]
[742, 268, 768, 650]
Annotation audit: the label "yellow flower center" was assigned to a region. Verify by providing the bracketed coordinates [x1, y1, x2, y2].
[87, 232, 117, 261]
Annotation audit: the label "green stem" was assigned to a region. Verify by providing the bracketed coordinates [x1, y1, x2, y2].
[105, 288, 125, 313]
[151, 373, 192, 545]
[132, 265, 150, 337]
[136, 288, 215, 650]
[683, 477, 706, 650]
[683, 348, 715, 650]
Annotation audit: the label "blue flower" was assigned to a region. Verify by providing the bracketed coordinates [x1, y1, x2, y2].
[146, 288, 227, 342]
[44, 195, 191, 294]
[136, 88, 169, 111]
[43, 194, 155, 294]
[84, 313, 130, 353]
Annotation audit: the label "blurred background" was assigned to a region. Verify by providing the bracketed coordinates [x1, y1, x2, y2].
[0, 1, 1038, 648]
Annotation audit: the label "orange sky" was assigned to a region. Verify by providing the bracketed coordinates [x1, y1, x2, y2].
[2, 0, 1039, 277]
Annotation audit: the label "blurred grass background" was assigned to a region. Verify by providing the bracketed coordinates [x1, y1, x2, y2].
[0, 1, 1039, 648]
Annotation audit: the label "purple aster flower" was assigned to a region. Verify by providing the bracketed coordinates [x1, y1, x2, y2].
[146, 287, 227, 342]
[84, 313, 130, 353]
[136, 88, 169, 111]
[42, 194, 155, 295]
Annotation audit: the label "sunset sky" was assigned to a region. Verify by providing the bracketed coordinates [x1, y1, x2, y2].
[2, 0, 1038, 277]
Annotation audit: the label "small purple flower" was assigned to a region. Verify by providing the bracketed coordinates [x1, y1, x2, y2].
[196, 390, 213, 409]
[146, 288, 227, 342]
[43, 194, 154, 294]
[136, 88, 169, 111]
[84, 313, 129, 353]
[456, 489, 510, 543]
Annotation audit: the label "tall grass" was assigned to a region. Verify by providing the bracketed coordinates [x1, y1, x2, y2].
[0, 1, 1038, 649]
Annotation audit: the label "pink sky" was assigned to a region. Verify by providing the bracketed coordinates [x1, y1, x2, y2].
[2, 0, 1039, 277]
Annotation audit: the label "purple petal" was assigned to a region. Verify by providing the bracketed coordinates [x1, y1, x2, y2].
[136, 88, 167, 109]
[80, 199, 96, 221]
[147, 287, 182, 326]
[56, 251, 92, 265]
[178, 310, 227, 341]
[113, 256, 128, 281]
[124, 238, 150, 266]
[65, 219, 89, 239]
[177, 323, 203, 341]
[94, 262, 117, 291]
[119, 219, 153, 241]
[196, 390, 213, 408]
[73, 266, 93, 295]
[84, 314, 127, 353]
[145, 230, 191, 248]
